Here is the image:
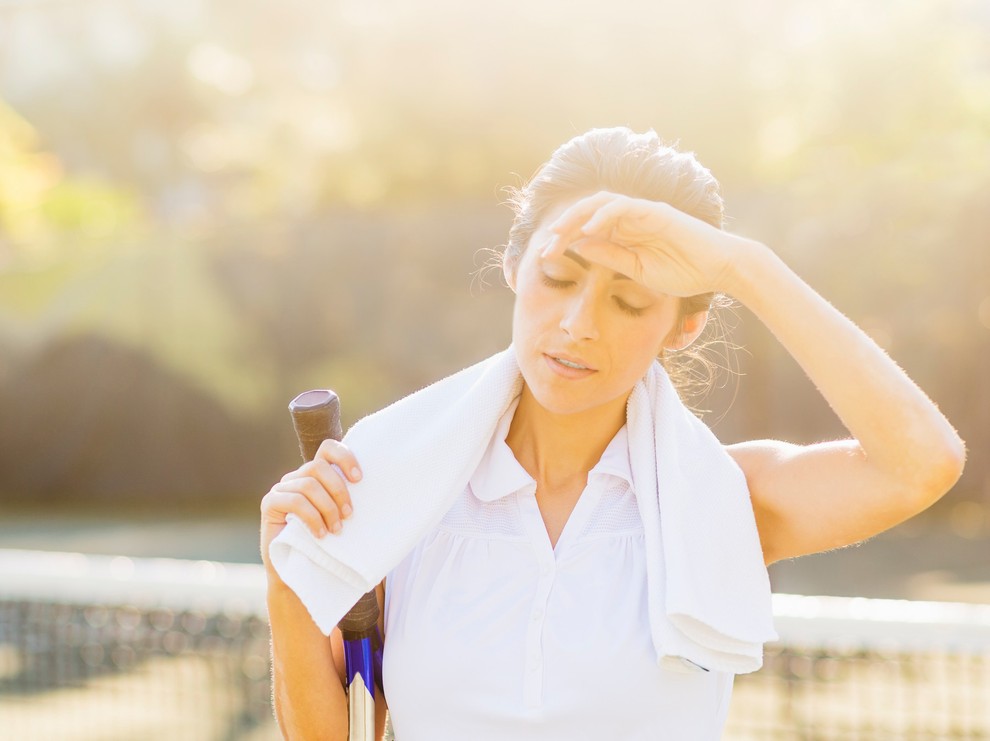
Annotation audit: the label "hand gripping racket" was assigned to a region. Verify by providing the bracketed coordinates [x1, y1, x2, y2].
[289, 390, 384, 741]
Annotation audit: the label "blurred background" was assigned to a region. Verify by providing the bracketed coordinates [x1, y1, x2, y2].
[0, 0, 988, 597]
[2, 1, 989, 738]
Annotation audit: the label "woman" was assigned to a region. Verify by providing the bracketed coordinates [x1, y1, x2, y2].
[260, 128, 965, 740]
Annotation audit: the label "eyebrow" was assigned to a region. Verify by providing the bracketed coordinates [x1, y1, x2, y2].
[563, 249, 632, 281]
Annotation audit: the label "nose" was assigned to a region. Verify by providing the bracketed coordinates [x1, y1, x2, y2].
[559, 286, 601, 341]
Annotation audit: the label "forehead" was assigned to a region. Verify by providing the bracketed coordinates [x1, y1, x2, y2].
[527, 195, 632, 280]
[533, 195, 586, 232]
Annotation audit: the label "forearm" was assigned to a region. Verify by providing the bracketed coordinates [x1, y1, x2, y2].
[268, 574, 347, 741]
[726, 241, 965, 496]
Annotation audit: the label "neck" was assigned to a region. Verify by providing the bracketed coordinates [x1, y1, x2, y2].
[505, 385, 628, 488]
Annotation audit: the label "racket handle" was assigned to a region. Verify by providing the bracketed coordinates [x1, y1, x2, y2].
[289, 389, 343, 462]
[288, 390, 381, 637]
[338, 591, 380, 641]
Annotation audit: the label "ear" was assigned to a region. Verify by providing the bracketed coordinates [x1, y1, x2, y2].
[503, 257, 517, 293]
[662, 310, 709, 352]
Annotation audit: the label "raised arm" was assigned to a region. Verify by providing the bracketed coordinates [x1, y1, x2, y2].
[543, 191, 966, 565]
[720, 240, 965, 563]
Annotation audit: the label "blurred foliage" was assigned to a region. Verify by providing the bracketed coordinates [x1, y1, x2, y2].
[0, 0, 987, 512]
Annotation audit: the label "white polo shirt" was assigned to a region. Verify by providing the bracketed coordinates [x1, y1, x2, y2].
[383, 398, 733, 740]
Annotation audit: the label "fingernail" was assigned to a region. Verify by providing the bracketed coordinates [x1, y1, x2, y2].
[332, 521, 343, 534]
[318, 526, 328, 538]
[350, 467, 362, 481]
[341, 504, 353, 518]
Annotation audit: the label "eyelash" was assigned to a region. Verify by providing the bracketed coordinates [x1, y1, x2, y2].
[539, 275, 645, 317]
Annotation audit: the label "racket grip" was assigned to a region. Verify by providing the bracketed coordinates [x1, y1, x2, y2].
[288, 390, 380, 637]
[338, 590, 380, 641]
[289, 389, 343, 462]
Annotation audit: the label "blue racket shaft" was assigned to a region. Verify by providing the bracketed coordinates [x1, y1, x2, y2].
[339, 591, 380, 740]
[290, 389, 381, 741]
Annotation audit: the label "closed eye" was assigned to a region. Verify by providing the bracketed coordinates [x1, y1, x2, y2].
[614, 297, 646, 317]
[540, 274, 647, 317]
[540, 275, 573, 289]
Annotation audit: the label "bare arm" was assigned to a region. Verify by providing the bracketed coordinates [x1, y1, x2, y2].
[544, 192, 966, 565]
[267, 572, 348, 740]
[266, 570, 388, 740]
[723, 242, 966, 564]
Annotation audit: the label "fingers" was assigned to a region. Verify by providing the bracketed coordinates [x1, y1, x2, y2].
[580, 198, 661, 238]
[550, 191, 618, 235]
[542, 192, 619, 257]
[266, 476, 345, 536]
[570, 238, 645, 284]
[317, 438, 363, 483]
[543, 192, 669, 260]
[262, 487, 337, 538]
[266, 439, 364, 538]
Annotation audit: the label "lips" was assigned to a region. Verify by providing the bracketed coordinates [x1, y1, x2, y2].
[550, 355, 591, 370]
[543, 352, 597, 377]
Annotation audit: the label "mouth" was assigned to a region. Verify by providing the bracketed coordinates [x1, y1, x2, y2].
[544, 353, 596, 374]
[552, 356, 590, 370]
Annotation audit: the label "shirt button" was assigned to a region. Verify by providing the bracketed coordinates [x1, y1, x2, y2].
[532, 609, 543, 621]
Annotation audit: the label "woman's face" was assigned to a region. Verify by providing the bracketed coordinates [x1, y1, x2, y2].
[507, 199, 688, 419]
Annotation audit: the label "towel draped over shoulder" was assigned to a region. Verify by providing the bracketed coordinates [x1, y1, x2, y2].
[269, 345, 777, 674]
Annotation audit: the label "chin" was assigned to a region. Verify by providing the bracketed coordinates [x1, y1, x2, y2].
[523, 371, 617, 418]
[528, 393, 588, 417]
[514, 345, 634, 418]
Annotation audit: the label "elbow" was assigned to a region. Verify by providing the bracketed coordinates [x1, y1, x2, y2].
[915, 434, 967, 508]
[936, 430, 967, 492]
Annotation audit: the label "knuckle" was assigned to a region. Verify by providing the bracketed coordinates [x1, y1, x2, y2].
[299, 460, 322, 479]
[316, 438, 343, 459]
[299, 477, 324, 498]
[317, 461, 350, 497]
[262, 485, 287, 507]
[327, 466, 348, 491]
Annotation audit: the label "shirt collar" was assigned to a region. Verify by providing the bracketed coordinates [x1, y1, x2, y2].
[469, 397, 634, 503]
[589, 423, 633, 486]
[469, 396, 534, 502]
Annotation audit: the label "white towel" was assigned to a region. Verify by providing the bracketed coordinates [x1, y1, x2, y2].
[269, 345, 778, 674]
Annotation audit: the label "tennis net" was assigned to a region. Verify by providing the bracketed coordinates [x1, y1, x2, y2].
[1, 549, 988, 740]
[0, 549, 274, 740]
[728, 593, 990, 739]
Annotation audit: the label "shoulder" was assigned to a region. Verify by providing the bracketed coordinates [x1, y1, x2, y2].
[725, 439, 802, 478]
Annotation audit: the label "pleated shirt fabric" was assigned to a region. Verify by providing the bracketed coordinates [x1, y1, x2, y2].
[383, 398, 734, 740]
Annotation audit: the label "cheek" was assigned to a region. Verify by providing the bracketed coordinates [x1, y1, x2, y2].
[615, 328, 667, 377]
[511, 271, 554, 327]
[611, 306, 674, 350]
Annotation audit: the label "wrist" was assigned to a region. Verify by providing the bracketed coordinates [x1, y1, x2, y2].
[722, 239, 781, 307]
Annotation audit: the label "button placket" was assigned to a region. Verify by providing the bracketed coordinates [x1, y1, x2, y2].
[523, 567, 553, 706]
[517, 486, 556, 708]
